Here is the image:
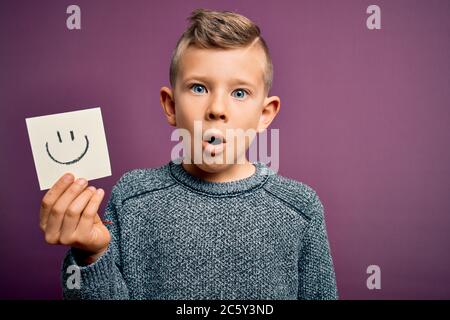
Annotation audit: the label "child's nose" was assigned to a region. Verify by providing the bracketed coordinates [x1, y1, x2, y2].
[206, 110, 227, 121]
[206, 96, 228, 121]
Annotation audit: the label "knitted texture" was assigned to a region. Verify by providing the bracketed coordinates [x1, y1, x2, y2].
[61, 159, 338, 300]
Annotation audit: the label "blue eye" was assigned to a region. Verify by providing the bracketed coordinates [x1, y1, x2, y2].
[191, 84, 207, 94]
[232, 89, 248, 99]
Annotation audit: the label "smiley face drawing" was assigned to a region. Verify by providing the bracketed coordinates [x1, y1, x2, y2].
[45, 130, 90, 165]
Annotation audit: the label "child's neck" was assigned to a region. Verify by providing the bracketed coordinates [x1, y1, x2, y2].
[181, 158, 256, 183]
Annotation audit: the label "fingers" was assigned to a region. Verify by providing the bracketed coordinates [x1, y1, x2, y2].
[58, 186, 97, 244]
[44, 178, 88, 243]
[76, 188, 105, 237]
[40, 173, 74, 231]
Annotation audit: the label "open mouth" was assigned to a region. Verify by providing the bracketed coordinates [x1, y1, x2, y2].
[207, 136, 223, 145]
[202, 131, 226, 156]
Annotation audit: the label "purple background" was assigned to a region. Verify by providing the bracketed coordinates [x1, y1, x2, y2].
[1, 0, 449, 299]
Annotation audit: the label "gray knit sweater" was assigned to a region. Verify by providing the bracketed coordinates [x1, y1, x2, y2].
[61, 159, 338, 300]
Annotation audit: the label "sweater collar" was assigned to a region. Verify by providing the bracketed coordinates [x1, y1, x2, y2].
[168, 158, 273, 196]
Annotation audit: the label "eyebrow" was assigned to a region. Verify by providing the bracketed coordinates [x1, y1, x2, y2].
[182, 75, 257, 89]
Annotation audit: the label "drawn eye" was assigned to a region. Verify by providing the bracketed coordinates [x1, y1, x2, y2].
[232, 89, 248, 99]
[57, 130, 75, 142]
[191, 84, 207, 94]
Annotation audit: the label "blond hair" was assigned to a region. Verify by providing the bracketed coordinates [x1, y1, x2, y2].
[169, 8, 273, 96]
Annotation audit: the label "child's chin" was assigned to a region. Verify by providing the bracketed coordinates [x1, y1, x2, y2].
[195, 161, 231, 173]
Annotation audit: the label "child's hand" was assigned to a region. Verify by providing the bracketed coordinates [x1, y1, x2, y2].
[39, 173, 111, 264]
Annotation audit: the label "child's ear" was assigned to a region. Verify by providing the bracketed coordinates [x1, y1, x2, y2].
[257, 96, 280, 133]
[160, 86, 177, 127]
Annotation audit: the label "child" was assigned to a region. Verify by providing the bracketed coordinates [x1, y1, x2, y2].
[40, 8, 338, 300]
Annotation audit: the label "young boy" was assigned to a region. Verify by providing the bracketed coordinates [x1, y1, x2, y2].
[39, 9, 338, 300]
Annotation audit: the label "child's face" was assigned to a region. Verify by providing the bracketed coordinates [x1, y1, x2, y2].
[160, 43, 280, 172]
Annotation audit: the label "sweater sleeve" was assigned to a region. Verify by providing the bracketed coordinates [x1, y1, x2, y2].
[60, 181, 130, 299]
[297, 191, 338, 300]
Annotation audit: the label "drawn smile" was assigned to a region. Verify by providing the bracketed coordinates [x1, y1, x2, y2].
[46, 130, 90, 165]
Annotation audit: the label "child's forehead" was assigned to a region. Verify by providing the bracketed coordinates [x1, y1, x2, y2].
[178, 45, 266, 85]
[183, 43, 265, 61]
